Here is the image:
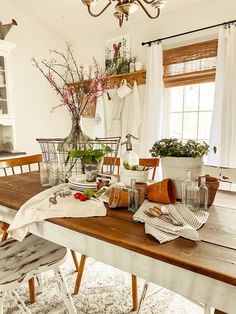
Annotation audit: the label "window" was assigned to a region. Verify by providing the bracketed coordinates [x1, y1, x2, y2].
[167, 82, 215, 142]
[163, 40, 217, 142]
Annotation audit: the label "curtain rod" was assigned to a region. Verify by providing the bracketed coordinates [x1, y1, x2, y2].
[141, 18, 236, 46]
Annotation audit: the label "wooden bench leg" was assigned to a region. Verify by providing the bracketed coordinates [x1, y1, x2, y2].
[28, 278, 36, 304]
[74, 254, 87, 295]
[70, 250, 79, 272]
[132, 275, 138, 311]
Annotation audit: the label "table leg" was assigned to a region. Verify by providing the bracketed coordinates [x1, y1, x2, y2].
[0, 222, 9, 242]
[137, 281, 149, 314]
[132, 275, 138, 311]
[74, 254, 87, 295]
[70, 250, 79, 272]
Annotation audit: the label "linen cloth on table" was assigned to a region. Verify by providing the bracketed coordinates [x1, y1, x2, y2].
[133, 200, 209, 244]
[8, 183, 107, 241]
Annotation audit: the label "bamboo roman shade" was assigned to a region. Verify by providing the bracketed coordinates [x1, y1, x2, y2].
[163, 39, 218, 87]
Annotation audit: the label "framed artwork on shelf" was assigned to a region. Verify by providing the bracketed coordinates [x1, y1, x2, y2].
[105, 35, 131, 76]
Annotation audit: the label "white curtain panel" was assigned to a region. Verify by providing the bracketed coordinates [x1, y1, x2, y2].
[139, 43, 164, 157]
[208, 24, 236, 167]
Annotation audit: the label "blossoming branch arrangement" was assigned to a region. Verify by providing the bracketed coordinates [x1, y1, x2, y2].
[32, 44, 110, 142]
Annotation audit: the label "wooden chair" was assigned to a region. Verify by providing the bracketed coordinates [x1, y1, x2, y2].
[73, 157, 159, 311]
[0, 234, 76, 314]
[0, 154, 83, 305]
[103, 157, 159, 179]
[0, 154, 43, 304]
[0, 154, 42, 176]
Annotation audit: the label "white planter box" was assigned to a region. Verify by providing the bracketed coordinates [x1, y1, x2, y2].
[161, 157, 204, 199]
[120, 168, 149, 187]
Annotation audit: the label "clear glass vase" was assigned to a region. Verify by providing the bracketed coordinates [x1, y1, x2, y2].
[59, 116, 90, 179]
[83, 161, 102, 182]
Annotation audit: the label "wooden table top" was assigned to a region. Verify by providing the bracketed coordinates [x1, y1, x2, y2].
[0, 172, 236, 287]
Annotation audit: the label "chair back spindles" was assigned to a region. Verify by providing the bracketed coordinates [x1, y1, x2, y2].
[0, 154, 42, 176]
[102, 157, 159, 179]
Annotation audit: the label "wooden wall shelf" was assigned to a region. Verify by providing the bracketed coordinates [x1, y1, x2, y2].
[72, 70, 146, 89]
[106, 70, 146, 88]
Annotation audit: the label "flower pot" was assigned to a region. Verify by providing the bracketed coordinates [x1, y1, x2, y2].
[202, 175, 219, 206]
[120, 168, 149, 187]
[147, 179, 176, 204]
[161, 157, 204, 199]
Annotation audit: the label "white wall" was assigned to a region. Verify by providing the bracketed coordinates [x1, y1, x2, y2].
[72, 0, 236, 142]
[0, 0, 71, 155]
[1, 0, 236, 154]
[73, 0, 236, 66]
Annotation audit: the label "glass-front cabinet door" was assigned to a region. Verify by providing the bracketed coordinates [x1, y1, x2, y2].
[0, 40, 15, 154]
[0, 55, 9, 115]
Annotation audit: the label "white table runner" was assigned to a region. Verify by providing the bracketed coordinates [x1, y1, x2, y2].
[8, 183, 106, 241]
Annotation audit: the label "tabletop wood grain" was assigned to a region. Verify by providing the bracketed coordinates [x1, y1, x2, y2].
[0, 172, 236, 287]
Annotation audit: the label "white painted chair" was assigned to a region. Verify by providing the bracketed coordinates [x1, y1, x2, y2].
[0, 234, 76, 314]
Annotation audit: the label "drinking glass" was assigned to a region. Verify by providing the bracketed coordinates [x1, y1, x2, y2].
[40, 161, 50, 187]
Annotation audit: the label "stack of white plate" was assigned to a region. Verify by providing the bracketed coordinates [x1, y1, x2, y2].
[68, 174, 97, 192]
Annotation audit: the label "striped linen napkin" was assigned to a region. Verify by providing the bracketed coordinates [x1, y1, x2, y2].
[133, 200, 209, 243]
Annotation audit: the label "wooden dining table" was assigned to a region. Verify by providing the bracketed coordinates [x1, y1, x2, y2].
[0, 171, 235, 314]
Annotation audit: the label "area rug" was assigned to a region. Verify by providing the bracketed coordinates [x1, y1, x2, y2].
[3, 252, 204, 313]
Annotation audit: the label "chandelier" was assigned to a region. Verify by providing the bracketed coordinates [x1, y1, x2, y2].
[81, 0, 167, 27]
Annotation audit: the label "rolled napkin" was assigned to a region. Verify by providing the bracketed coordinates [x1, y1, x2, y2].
[133, 200, 209, 243]
[8, 183, 107, 241]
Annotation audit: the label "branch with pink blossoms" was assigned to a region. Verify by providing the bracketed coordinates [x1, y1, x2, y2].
[32, 45, 110, 122]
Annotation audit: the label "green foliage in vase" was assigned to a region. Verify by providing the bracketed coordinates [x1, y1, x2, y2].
[150, 138, 217, 158]
[123, 161, 147, 171]
[70, 145, 112, 164]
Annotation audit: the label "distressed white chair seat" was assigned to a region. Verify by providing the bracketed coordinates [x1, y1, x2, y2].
[0, 234, 76, 313]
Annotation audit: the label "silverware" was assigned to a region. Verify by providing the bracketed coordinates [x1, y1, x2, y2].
[144, 206, 183, 226]
[49, 189, 72, 206]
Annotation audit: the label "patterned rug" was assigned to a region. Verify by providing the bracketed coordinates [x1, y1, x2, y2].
[4, 252, 204, 314]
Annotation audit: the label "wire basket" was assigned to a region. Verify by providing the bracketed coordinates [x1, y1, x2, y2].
[36, 136, 121, 179]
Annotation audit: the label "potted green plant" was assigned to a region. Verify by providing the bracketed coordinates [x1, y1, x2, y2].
[150, 138, 216, 198]
[70, 145, 112, 181]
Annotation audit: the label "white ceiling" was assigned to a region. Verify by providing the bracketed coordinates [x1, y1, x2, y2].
[8, 0, 206, 41]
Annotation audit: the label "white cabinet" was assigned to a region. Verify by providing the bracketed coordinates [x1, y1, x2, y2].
[0, 40, 15, 153]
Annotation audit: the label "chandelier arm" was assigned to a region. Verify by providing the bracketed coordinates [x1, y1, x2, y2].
[135, 0, 160, 19]
[87, 1, 112, 17]
[142, 0, 156, 4]
[119, 15, 124, 27]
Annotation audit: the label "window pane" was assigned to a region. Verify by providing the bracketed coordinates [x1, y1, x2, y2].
[199, 82, 215, 110]
[170, 86, 183, 112]
[183, 112, 198, 139]
[198, 112, 212, 140]
[184, 85, 199, 111]
[169, 113, 182, 138]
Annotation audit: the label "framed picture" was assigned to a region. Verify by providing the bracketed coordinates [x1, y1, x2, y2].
[105, 35, 131, 76]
